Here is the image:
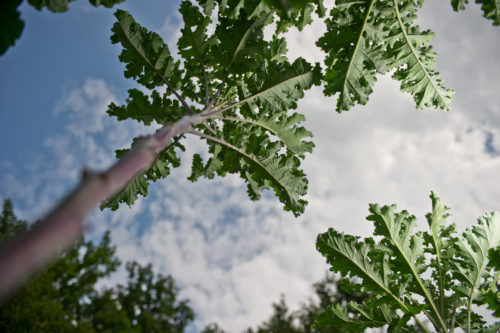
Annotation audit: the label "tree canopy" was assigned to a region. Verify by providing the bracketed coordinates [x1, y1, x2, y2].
[0, 199, 194, 332]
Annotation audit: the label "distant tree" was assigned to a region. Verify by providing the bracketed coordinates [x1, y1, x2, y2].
[0, 199, 194, 332]
[245, 274, 368, 333]
[201, 273, 368, 333]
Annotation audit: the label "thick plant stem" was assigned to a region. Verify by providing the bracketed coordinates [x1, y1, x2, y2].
[0, 114, 201, 301]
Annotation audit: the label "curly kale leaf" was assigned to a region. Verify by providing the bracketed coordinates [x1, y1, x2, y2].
[317, 0, 389, 112]
[111, 9, 182, 90]
[451, 211, 500, 330]
[0, 0, 24, 55]
[319, 0, 453, 112]
[386, 0, 454, 110]
[209, 0, 325, 32]
[316, 193, 500, 332]
[107, 89, 185, 126]
[188, 60, 317, 216]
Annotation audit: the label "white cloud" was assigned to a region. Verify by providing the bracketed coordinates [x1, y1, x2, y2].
[159, 10, 183, 58]
[0, 78, 149, 220]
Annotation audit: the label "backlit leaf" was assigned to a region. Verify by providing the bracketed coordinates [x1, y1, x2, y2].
[318, 0, 453, 112]
[111, 10, 182, 89]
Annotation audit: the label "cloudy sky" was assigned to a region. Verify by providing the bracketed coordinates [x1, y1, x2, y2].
[1, 0, 499, 331]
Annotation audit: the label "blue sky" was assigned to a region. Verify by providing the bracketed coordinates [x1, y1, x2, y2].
[1, 1, 500, 331]
[0, 0, 180, 162]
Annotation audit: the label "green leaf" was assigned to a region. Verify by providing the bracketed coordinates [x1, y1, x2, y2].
[471, 321, 500, 333]
[188, 58, 318, 216]
[318, 0, 453, 112]
[317, 194, 500, 332]
[476, 0, 500, 25]
[188, 131, 309, 216]
[211, 11, 271, 77]
[27, 0, 77, 12]
[268, 0, 326, 33]
[27, 0, 123, 12]
[367, 203, 447, 330]
[316, 230, 410, 310]
[452, 211, 500, 295]
[317, 0, 389, 112]
[100, 140, 184, 211]
[387, 0, 454, 110]
[234, 58, 321, 114]
[451, 0, 500, 26]
[451, 211, 500, 329]
[0, 0, 24, 55]
[107, 89, 185, 126]
[451, 0, 469, 11]
[177, 1, 218, 104]
[368, 204, 427, 276]
[197, 0, 216, 16]
[111, 9, 182, 90]
[315, 301, 391, 330]
[217, 112, 314, 158]
[426, 192, 453, 257]
[88, 0, 125, 8]
[424, 192, 456, 321]
[208, 0, 326, 35]
[480, 247, 500, 317]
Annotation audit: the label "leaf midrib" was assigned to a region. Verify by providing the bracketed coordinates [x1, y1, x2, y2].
[392, 0, 448, 107]
[117, 14, 193, 114]
[320, 234, 415, 317]
[385, 219, 447, 332]
[340, 0, 377, 106]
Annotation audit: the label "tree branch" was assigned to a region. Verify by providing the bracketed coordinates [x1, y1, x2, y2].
[0, 114, 201, 301]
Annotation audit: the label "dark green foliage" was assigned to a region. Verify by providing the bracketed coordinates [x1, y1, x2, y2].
[0, 200, 194, 332]
[451, 0, 500, 26]
[316, 193, 500, 332]
[0, 0, 124, 55]
[0, 0, 24, 55]
[27, 0, 78, 12]
[111, 10, 183, 90]
[27, 0, 123, 12]
[316, 0, 387, 112]
[451, 0, 469, 10]
[88, 0, 124, 7]
[202, 0, 325, 33]
[112, 262, 194, 332]
[201, 322, 227, 333]
[0, 199, 27, 244]
[482, 247, 500, 317]
[108, 89, 186, 126]
[476, 0, 500, 25]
